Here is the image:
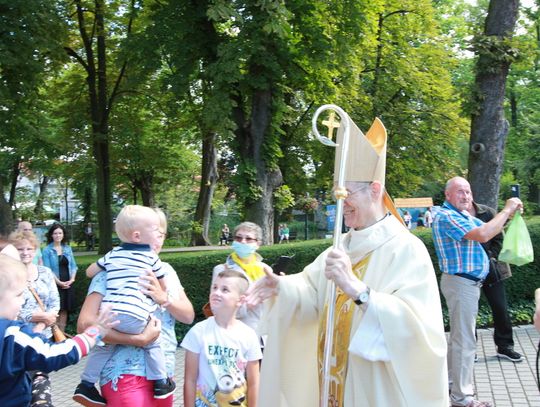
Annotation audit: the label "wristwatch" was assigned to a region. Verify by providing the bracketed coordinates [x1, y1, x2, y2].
[353, 286, 371, 305]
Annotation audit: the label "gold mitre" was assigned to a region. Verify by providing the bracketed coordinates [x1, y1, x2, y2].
[333, 117, 386, 184]
[333, 116, 404, 225]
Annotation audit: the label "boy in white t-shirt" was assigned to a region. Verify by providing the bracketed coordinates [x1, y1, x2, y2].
[73, 205, 174, 407]
[182, 268, 262, 407]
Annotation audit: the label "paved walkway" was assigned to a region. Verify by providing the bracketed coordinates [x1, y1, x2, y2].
[50, 325, 540, 406]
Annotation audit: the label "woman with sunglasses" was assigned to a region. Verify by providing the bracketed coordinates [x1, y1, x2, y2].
[212, 222, 271, 333]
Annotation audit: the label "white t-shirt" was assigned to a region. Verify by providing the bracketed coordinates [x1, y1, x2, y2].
[181, 317, 262, 406]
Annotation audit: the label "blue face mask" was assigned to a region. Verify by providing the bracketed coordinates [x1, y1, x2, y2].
[232, 241, 257, 259]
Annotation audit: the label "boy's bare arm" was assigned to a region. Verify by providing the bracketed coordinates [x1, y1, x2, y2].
[246, 360, 260, 407]
[184, 350, 199, 406]
[86, 263, 101, 278]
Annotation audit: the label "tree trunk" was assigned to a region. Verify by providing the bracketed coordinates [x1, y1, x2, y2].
[0, 178, 13, 235]
[468, 0, 519, 208]
[82, 183, 93, 224]
[33, 175, 49, 220]
[137, 172, 155, 207]
[91, 1, 113, 253]
[68, 0, 115, 253]
[8, 159, 20, 207]
[236, 90, 282, 245]
[191, 131, 218, 246]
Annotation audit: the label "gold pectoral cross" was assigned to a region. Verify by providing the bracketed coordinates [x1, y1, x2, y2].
[322, 111, 340, 140]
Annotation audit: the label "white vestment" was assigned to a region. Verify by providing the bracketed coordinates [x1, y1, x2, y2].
[258, 215, 449, 406]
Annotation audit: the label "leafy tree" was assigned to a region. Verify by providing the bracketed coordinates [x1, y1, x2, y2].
[504, 2, 540, 210]
[62, 0, 143, 252]
[203, 0, 369, 243]
[0, 0, 67, 233]
[140, 0, 232, 245]
[288, 0, 468, 203]
[110, 94, 198, 207]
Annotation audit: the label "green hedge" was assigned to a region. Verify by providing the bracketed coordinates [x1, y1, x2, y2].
[70, 218, 540, 337]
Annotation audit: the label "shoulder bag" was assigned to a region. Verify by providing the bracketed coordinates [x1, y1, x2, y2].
[27, 285, 67, 342]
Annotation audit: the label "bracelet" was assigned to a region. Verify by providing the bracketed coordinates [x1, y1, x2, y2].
[84, 326, 104, 346]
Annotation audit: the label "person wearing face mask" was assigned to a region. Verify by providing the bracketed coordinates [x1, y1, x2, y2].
[212, 222, 271, 333]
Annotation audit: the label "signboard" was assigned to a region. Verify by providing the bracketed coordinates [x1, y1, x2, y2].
[326, 204, 336, 232]
[394, 197, 433, 208]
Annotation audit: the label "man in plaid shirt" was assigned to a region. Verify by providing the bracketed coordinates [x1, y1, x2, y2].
[433, 177, 522, 407]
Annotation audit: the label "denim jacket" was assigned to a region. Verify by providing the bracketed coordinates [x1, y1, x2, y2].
[42, 243, 78, 279]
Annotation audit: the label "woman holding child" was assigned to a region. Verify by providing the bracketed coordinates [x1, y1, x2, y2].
[76, 208, 194, 407]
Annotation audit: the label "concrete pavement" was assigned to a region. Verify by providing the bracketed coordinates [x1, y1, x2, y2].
[50, 325, 540, 406]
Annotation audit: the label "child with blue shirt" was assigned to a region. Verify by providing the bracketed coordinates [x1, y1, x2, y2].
[0, 253, 115, 407]
[73, 205, 175, 406]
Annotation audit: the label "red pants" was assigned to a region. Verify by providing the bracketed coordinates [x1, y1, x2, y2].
[101, 374, 173, 407]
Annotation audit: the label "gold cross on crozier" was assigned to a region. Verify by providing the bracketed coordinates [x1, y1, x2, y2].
[322, 111, 340, 140]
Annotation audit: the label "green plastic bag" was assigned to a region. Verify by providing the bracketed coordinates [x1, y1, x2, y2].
[498, 212, 534, 266]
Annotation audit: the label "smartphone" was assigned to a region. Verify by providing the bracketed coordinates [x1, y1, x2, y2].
[272, 255, 294, 275]
[510, 184, 520, 198]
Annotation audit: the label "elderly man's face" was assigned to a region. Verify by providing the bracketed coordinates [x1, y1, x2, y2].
[17, 222, 32, 232]
[445, 178, 473, 212]
[342, 182, 376, 230]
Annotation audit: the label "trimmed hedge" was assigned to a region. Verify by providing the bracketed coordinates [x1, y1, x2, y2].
[70, 218, 540, 337]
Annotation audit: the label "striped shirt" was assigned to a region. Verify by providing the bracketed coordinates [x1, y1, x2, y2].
[99, 243, 163, 321]
[432, 201, 489, 280]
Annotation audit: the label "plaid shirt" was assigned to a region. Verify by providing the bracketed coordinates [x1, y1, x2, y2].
[432, 201, 489, 280]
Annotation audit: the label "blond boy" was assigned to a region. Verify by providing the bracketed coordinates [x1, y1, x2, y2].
[182, 269, 262, 407]
[0, 254, 113, 407]
[74, 205, 174, 406]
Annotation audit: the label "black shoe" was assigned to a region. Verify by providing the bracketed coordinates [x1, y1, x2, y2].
[154, 378, 176, 399]
[474, 353, 478, 363]
[497, 347, 523, 362]
[73, 383, 106, 407]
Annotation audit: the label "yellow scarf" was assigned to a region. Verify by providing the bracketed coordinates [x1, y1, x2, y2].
[317, 254, 372, 407]
[231, 252, 265, 282]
